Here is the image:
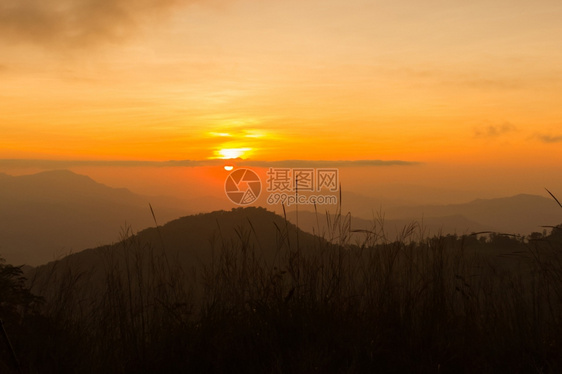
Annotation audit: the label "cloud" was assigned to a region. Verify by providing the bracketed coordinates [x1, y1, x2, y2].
[0, 158, 421, 169]
[474, 122, 517, 138]
[0, 0, 196, 48]
[0, 159, 213, 168]
[238, 159, 421, 168]
[535, 133, 562, 143]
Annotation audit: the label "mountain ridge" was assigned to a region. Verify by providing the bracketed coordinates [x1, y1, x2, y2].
[2, 169, 560, 266]
[0, 170, 190, 266]
[26, 207, 324, 297]
[383, 192, 561, 234]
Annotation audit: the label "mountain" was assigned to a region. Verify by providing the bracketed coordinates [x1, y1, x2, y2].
[383, 193, 562, 235]
[339, 186, 477, 214]
[26, 207, 325, 297]
[0, 170, 190, 266]
[284, 210, 492, 243]
[283, 193, 562, 240]
[3, 169, 560, 266]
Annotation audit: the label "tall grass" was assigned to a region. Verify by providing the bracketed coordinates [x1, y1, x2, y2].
[5, 205, 562, 373]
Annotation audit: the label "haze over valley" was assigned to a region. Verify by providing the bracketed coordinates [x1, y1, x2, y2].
[1, 169, 559, 266]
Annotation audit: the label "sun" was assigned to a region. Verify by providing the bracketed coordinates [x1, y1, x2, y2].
[216, 148, 252, 159]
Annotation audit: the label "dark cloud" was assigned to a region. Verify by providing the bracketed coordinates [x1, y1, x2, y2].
[0, 159, 214, 168]
[535, 133, 562, 143]
[0, 158, 421, 169]
[0, 0, 196, 48]
[238, 159, 421, 168]
[474, 122, 517, 138]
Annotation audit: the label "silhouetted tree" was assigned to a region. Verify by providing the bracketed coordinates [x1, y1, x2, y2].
[0, 257, 42, 372]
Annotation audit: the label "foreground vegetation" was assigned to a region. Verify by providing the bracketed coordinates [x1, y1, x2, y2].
[1, 207, 562, 373]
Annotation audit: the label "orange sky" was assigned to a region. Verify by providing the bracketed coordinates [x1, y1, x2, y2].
[1, 0, 561, 203]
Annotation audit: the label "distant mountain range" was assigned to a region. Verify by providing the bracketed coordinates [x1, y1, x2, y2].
[288, 192, 561, 240]
[0, 170, 190, 266]
[382, 193, 561, 235]
[284, 210, 491, 243]
[1, 170, 560, 266]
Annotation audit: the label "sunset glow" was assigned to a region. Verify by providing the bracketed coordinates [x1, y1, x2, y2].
[0, 0, 561, 201]
[3, 2, 562, 366]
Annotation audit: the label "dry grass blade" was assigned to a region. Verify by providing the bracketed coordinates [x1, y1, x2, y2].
[149, 203, 158, 226]
[470, 231, 493, 236]
[545, 188, 562, 208]
[149, 203, 167, 253]
[350, 229, 375, 234]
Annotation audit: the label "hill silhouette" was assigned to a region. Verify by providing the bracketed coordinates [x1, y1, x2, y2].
[27, 207, 325, 297]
